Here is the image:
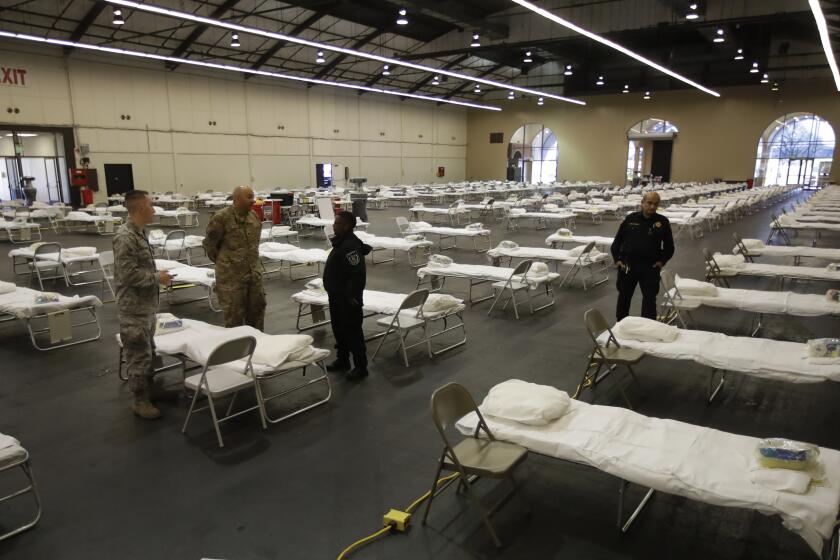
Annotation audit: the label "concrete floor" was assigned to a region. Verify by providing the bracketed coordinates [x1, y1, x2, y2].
[1, 191, 838, 560]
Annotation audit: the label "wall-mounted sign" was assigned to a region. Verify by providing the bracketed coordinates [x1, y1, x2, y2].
[0, 67, 28, 87]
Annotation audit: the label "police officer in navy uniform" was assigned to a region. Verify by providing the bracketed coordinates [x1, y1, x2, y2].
[323, 211, 372, 381]
[610, 191, 675, 321]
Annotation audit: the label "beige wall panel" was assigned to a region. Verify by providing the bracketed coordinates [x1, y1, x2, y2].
[250, 155, 311, 189]
[172, 132, 248, 155]
[359, 157, 402, 185]
[402, 143, 433, 158]
[174, 154, 250, 191]
[148, 131, 173, 153]
[312, 139, 359, 157]
[434, 158, 466, 182]
[433, 144, 467, 159]
[148, 153, 176, 191]
[360, 141, 401, 158]
[248, 135, 310, 156]
[402, 157, 433, 183]
[467, 81, 840, 184]
[435, 109, 467, 145]
[78, 128, 149, 154]
[401, 104, 434, 143]
[359, 97, 401, 141]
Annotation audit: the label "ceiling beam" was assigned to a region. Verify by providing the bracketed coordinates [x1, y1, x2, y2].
[63, 0, 106, 54]
[310, 27, 384, 81]
[442, 63, 504, 100]
[396, 0, 509, 40]
[407, 54, 470, 94]
[245, 9, 329, 78]
[166, 0, 243, 69]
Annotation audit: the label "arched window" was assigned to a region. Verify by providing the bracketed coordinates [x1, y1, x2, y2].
[754, 113, 835, 188]
[508, 124, 557, 184]
[626, 118, 679, 185]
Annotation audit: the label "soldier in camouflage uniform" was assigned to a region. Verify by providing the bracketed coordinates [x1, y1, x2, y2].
[113, 190, 172, 420]
[202, 185, 265, 330]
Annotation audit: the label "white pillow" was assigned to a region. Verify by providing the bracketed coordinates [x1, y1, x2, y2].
[556, 228, 572, 237]
[423, 294, 461, 312]
[741, 238, 765, 250]
[528, 262, 549, 277]
[429, 254, 452, 267]
[674, 274, 718, 297]
[713, 253, 746, 270]
[615, 316, 679, 342]
[498, 240, 519, 250]
[465, 223, 484, 230]
[480, 380, 571, 426]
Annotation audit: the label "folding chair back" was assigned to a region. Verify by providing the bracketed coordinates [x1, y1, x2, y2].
[659, 268, 676, 292]
[577, 241, 596, 262]
[583, 308, 612, 350]
[395, 216, 410, 235]
[163, 229, 186, 259]
[260, 221, 272, 237]
[397, 288, 430, 317]
[34, 242, 61, 259]
[430, 382, 488, 443]
[509, 258, 533, 282]
[206, 335, 257, 368]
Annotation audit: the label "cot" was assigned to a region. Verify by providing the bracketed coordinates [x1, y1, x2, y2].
[546, 231, 614, 251]
[354, 231, 432, 267]
[155, 259, 218, 310]
[56, 211, 122, 235]
[0, 221, 41, 244]
[259, 243, 329, 280]
[8, 245, 103, 287]
[487, 242, 610, 289]
[152, 206, 200, 228]
[733, 235, 840, 265]
[704, 251, 840, 290]
[397, 218, 492, 252]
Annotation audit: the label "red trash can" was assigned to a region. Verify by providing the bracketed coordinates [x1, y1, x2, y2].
[271, 201, 282, 224]
[80, 187, 94, 206]
[251, 203, 264, 221]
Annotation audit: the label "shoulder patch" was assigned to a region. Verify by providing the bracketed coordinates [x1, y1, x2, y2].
[346, 250, 360, 266]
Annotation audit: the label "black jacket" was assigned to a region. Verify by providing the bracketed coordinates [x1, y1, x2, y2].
[610, 211, 675, 264]
[323, 231, 372, 304]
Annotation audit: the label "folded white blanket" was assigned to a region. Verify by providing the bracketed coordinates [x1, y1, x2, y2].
[260, 242, 297, 253]
[529, 262, 549, 278]
[750, 460, 813, 495]
[423, 294, 461, 313]
[714, 253, 746, 270]
[555, 228, 572, 237]
[675, 274, 719, 297]
[741, 238, 765, 250]
[479, 380, 570, 426]
[196, 326, 314, 368]
[614, 316, 679, 342]
[63, 246, 97, 257]
[305, 278, 324, 291]
[498, 240, 518, 250]
[0, 433, 20, 450]
[428, 254, 452, 268]
[0, 281, 15, 295]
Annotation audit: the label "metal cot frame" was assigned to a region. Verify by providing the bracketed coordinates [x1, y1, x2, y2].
[0, 304, 101, 351]
[0, 445, 42, 542]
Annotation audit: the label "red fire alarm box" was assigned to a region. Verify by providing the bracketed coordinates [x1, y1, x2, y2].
[70, 168, 88, 187]
[437, 167, 445, 177]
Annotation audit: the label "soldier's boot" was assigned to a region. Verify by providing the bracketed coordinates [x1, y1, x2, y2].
[132, 392, 162, 420]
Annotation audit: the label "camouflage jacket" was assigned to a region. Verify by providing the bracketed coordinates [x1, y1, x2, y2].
[202, 206, 262, 283]
[113, 220, 159, 316]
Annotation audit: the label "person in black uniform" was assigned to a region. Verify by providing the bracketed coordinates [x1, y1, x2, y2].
[323, 211, 372, 381]
[610, 192, 675, 321]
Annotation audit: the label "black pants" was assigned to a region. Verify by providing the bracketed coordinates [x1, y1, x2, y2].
[328, 295, 367, 369]
[616, 261, 660, 321]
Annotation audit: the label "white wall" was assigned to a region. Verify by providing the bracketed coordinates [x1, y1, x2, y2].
[0, 45, 467, 201]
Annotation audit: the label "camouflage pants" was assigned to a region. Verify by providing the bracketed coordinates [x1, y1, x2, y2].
[216, 277, 266, 330]
[120, 313, 156, 395]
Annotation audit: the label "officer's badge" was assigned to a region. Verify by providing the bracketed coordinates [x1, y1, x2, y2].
[346, 251, 360, 266]
[654, 221, 662, 228]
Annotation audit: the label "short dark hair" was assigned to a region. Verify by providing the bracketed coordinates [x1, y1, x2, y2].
[336, 210, 356, 229]
[125, 190, 149, 214]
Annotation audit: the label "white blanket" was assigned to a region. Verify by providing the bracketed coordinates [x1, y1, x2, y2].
[291, 289, 464, 318]
[668, 287, 840, 317]
[355, 231, 432, 250]
[546, 233, 614, 248]
[418, 263, 559, 287]
[456, 393, 840, 556]
[0, 286, 102, 318]
[298, 216, 368, 228]
[154, 260, 215, 287]
[598, 327, 840, 384]
[8, 247, 99, 264]
[735, 244, 840, 260]
[154, 318, 325, 374]
[486, 245, 608, 264]
[614, 316, 679, 342]
[260, 247, 328, 264]
[407, 224, 490, 237]
[716, 261, 840, 281]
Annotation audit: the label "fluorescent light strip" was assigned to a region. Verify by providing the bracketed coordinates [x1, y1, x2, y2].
[510, 0, 721, 98]
[103, 0, 585, 106]
[809, 0, 840, 92]
[0, 31, 501, 111]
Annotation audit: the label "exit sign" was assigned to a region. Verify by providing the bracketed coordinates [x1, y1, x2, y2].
[0, 67, 28, 87]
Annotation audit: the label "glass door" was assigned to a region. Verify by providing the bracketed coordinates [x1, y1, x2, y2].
[785, 159, 803, 186]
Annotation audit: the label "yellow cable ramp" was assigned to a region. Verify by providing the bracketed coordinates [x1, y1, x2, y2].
[336, 473, 459, 559]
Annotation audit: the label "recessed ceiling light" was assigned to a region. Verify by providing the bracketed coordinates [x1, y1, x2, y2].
[512, 0, 720, 96]
[523, 51, 533, 63]
[508, 91, 515, 99]
[112, 8, 125, 25]
[761, 73, 769, 84]
[382, 64, 391, 76]
[686, 3, 699, 19]
[315, 50, 325, 64]
[750, 62, 759, 73]
[431, 75, 440, 85]
[230, 33, 240, 47]
[771, 82, 780, 91]
[713, 28, 725, 43]
[564, 64, 573, 76]
[537, 97, 544, 106]
[622, 84, 629, 93]
[473, 84, 481, 93]
[734, 48, 744, 60]
[470, 33, 480, 47]
[596, 75, 604, 86]
[396, 9, 408, 25]
[100, 0, 584, 105]
[643, 91, 651, 100]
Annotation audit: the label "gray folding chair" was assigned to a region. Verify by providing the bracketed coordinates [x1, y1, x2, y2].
[182, 336, 267, 448]
[260, 220, 273, 241]
[395, 216, 412, 236]
[28, 242, 63, 291]
[371, 289, 433, 367]
[161, 229, 187, 262]
[98, 250, 116, 303]
[575, 308, 644, 408]
[701, 248, 729, 287]
[658, 268, 692, 328]
[0, 437, 42, 542]
[487, 259, 554, 319]
[422, 382, 528, 548]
